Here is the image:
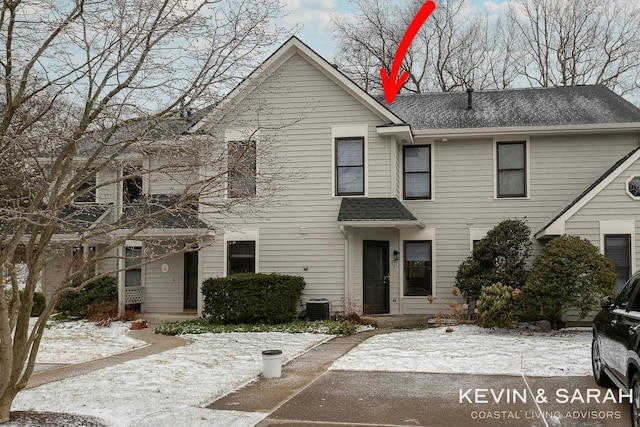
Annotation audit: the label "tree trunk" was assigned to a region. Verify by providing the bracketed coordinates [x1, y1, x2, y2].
[0, 388, 17, 423]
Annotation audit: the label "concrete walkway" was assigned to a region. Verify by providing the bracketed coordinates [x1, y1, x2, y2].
[26, 323, 188, 389]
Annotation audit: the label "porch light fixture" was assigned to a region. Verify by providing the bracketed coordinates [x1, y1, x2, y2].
[393, 250, 400, 261]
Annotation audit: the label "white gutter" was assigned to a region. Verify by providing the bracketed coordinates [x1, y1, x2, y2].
[412, 122, 640, 139]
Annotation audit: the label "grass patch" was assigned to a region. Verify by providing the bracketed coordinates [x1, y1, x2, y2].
[155, 319, 363, 336]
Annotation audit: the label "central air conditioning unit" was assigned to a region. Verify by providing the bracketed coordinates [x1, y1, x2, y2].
[306, 298, 331, 321]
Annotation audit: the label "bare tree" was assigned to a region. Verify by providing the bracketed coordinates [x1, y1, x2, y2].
[0, 0, 290, 421]
[331, 0, 500, 94]
[506, 0, 640, 97]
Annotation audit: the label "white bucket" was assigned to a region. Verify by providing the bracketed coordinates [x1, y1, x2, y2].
[261, 349, 283, 378]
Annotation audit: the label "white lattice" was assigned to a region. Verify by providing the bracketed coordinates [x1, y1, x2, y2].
[124, 286, 145, 304]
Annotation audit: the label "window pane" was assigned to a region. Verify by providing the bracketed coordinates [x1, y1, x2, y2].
[498, 170, 525, 196]
[337, 139, 363, 166]
[404, 146, 429, 172]
[605, 235, 631, 293]
[405, 241, 430, 261]
[498, 143, 525, 169]
[337, 166, 363, 194]
[228, 141, 257, 198]
[228, 241, 255, 275]
[405, 173, 430, 198]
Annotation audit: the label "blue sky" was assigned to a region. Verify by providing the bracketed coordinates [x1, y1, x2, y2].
[282, 0, 509, 59]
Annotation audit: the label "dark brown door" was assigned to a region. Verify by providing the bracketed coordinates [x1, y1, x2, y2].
[363, 240, 389, 314]
[184, 251, 198, 310]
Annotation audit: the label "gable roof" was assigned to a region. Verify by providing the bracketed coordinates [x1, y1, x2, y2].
[190, 36, 404, 133]
[535, 146, 640, 239]
[378, 85, 640, 135]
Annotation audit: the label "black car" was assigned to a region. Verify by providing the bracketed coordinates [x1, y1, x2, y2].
[592, 271, 640, 427]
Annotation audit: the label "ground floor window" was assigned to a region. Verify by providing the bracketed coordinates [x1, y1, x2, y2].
[604, 234, 631, 293]
[404, 240, 432, 296]
[227, 241, 256, 275]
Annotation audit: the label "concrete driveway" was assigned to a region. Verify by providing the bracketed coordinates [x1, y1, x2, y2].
[210, 330, 630, 427]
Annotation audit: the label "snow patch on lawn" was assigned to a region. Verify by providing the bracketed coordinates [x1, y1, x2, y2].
[13, 332, 332, 426]
[330, 325, 593, 377]
[37, 320, 147, 364]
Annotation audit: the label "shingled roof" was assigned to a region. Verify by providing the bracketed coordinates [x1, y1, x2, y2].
[378, 85, 640, 130]
[338, 198, 419, 223]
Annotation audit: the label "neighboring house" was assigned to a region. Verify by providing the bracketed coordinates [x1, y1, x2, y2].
[43, 36, 640, 318]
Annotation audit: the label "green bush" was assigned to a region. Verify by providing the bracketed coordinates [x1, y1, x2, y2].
[55, 276, 117, 318]
[202, 273, 305, 324]
[5, 290, 47, 317]
[455, 219, 531, 302]
[522, 235, 616, 328]
[477, 283, 519, 328]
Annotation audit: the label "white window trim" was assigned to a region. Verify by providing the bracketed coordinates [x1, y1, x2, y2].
[493, 138, 530, 199]
[331, 124, 368, 197]
[225, 128, 260, 199]
[469, 228, 491, 252]
[400, 228, 436, 298]
[625, 175, 640, 200]
[223, 229, 259, 276]
[401, 142, 435, 201]
[599, 220, 636, 274]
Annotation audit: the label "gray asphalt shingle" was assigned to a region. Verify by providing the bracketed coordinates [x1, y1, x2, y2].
[338, 198, 418, 222]
[378, 85, 640, 130]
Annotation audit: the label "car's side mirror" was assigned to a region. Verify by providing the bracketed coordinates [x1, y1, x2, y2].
[601, 296, 612, 310]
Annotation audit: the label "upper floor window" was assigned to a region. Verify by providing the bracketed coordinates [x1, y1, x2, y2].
[123, 167, 143, 205]
[335, 137, 364, 196]
[403, 145, 431, 200]
[496, 141, 527, 198]
[228, 140, 257, 198]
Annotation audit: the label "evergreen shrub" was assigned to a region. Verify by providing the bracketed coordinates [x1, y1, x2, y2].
[202, 273, 305, 324]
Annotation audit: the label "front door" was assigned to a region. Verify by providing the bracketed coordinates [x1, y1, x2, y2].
[363, 240, 389, 314]
[184, 251, 198, 310]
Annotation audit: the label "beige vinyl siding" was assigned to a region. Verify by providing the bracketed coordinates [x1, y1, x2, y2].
[96, 168, 118, 205]
[400, 132, 639, 314]
[200, 52, 393, 311]
[147, 157, 197, 195]
[565, 158, 640, 259]
[142, 252, 184, 313]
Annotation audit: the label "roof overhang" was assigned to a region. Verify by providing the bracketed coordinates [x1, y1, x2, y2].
[376, 124, 413, 144]
[111, 228, 214, 238]
[338, 220, 425, 229]
[412, 122, 640, 139]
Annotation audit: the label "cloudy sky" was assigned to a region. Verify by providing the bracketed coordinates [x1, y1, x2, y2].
[282, 0, 509, 59]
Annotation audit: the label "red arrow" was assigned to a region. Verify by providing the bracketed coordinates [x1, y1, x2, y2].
[380, 1, 436, 104]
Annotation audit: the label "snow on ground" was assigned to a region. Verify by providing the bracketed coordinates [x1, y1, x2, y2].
[13, 331, 332, 427]
[330, 325, 593, 377]
[36, 320, 147, 364]
[9, 322, 595, 426]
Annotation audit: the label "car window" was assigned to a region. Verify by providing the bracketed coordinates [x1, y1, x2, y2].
[616, 274, 640, 310]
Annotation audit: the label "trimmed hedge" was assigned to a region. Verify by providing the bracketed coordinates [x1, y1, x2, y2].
[56, 276, 117, 317]
[202, 273, 305, 324]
